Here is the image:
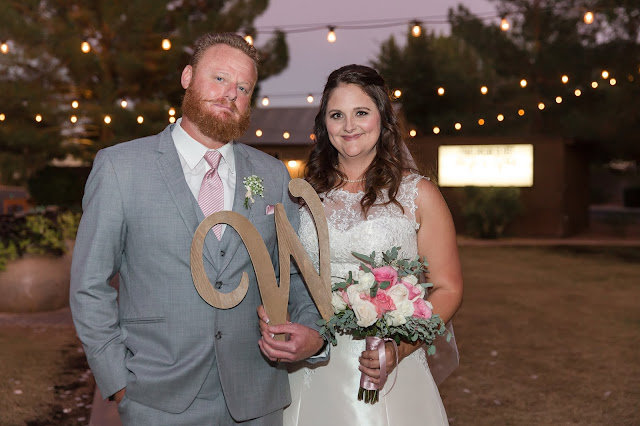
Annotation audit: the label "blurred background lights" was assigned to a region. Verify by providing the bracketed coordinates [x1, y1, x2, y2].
[244, 35, 253, 45]
[287, 160, 298, 167]
[556, 96, 563, 104]
[538, 102, 545, 110]
[520, 79, 527, 88]
[255, 129, 263, 137]
[575, 89, 582, 96]
[306, 94, 314, 103]
[393, 89, 402, 98]
[584, 11, 594, 24]
[480, 86, 488, 95]
[261, 97, 269, 106]
[591, 81, 598, 88]
[601, 70, 609, 79]
[81, 41, 90, 53]
[327, 27, 336, 43]
[168, 107, 176, 116]
[1, 42, 8, 54]
[169, 116, 176, 123]
[609, 78, 617, 86]
[161, 39, 171, 50]
[433, 127, 440, 134]
[454, 122, 462, 130]
[72, 100, 79, 109]
[104, 115, 111, 124]
[478, 118, 485, 125]
[283, 132, 290, 139]
[409, 129, 417, 137]
[0, 113, 5, 121]
[518, 109, 525, 116]
[437, 87, 445, 96]
[500, 17, 510, 31]
[120, 100, 128, 108]
[561, 75, 569, 84]
[70, 115, 77, 123]
[35, 114, 42, 122]
[137, 116, 144, 124]
[497, 114, 504, 122]
[411, 21, 422, 37]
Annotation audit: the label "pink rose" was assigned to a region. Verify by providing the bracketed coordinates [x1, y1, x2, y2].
[402, 282, 423, 300]
[372, 266, 398, 287]
[371, 289, 396, 316]
[413, 298, 432, 319]
[339, 289, 349, 305]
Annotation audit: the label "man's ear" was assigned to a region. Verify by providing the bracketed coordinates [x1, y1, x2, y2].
[181, 65, 193, 90]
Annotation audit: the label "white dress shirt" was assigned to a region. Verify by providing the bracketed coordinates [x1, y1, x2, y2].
[173, 117, 236, 235]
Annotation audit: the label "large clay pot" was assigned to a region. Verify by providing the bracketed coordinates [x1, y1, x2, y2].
[0, 241, 74, 313]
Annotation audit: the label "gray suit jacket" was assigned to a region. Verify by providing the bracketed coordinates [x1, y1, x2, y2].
[70, 124, 322, 420]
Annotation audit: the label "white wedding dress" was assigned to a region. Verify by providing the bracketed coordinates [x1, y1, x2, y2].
[284, 174, 449, 426]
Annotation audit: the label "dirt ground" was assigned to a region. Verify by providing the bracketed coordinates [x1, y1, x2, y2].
[1, 245, 638, 425]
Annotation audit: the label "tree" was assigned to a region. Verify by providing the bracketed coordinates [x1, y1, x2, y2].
[0, 0, 288, 185]
[372, 1, 640, 160]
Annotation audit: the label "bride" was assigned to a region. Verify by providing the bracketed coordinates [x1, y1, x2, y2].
[264, 64, 463, 425]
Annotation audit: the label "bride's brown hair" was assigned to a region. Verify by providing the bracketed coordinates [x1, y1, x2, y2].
[304, 64, 417, 215]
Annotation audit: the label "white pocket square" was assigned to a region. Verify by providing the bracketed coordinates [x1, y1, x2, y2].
[265, 205, 275, 215]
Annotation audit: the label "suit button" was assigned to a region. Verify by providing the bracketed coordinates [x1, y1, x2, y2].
[215, 331, 222, 340]
[220, 250, 225, 257]
[214, 281, 223, 289]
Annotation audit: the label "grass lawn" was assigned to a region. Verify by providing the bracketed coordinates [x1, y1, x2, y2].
[440, 246, 640, 425]
[0, 245, 638, 425]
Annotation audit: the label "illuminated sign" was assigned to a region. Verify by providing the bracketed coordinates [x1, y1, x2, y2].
[438, 144, 534, 187]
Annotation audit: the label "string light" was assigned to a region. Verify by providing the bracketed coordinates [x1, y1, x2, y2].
[433, 127, 440, 134]
[480, 86, 488, 95]
[70, 115, 77, 123]
[556, 96, 563, 104]
[81, 41, 91, 53]
[610, 78, 617, 86]
[261, 97, 269, 106]
[497, 114, 504, 122]
[478, 118, 485, 125]
[500, 17, 510, 31]
[538, 102, 545, 110]
[575, 89, 582, 96]
[520, 79, 528, 88]
[601, 70, 609, 79]
[409, 129, 417, 137]
[244, 35, 253, 45]
[72, 100, 79, 109]
[310, 134, 316, 141]
[1, 42, 8, 54]
[327, 26, 336, 43]
[393, 89, 402, 98]
[0, 113, 5, 121]
[561, 75, 569, 84]
[584, 11, 594, 24]
[137, 116, 144, 124]
[518, 109, 525, 116]
[591, 81, 598, 88]
[35, 114, 42, 122]
[287, 160, 298, 167]
[161, 39, 171, 50]
[120, 100, 128, 108]
[454, 122, 462, 130]
[256, 129, 263, 137]
[169, 116, 176, 123]
[411, 21, 422, 37]
[437, 87, 445, 96]
[306, 94, 314, 103]
[168, 107, 176, 116]
[104, 115, 111, 124]
[283, 131, 290, 139]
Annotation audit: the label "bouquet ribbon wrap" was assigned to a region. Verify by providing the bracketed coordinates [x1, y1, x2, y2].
[360, 336, 399, 394]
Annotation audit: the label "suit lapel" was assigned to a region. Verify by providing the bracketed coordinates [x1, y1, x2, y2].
[155, 125, 218, 269]
[218, 143, 255, 274]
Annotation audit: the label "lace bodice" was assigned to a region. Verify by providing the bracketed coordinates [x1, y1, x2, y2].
[299, 173, 426, 281]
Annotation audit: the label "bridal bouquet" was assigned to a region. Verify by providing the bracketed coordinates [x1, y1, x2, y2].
[318, 247, 449, 404]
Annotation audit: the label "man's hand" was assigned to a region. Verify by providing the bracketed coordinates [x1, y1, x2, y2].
[257, 305, 324, 362]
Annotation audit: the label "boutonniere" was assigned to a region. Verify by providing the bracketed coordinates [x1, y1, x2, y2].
[243, 175, 264, 209]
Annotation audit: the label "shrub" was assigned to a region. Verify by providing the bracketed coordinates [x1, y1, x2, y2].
[461, 187, 524, 239]
[0, 210, 81, 270]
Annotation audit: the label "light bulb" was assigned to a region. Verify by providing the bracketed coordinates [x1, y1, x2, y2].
[283, 132, 290, 140]
[1, 42, 8, 54]
[501, 18, 510, 31]
[497, 114, 504, 122]
[287, 160, 298, 167]
[433, 127, 440, 134]
[261, 97, 269, 106]
[327, 27, 336, 43]
[437, 87, 445, 96]
[256, 129, 263, 137]
[561, 75, 569, 84]
[480, 86, 488, 95]
[556, 96, 563, 104]
[574, 89, 582, 96]
[601, 70, 609, 79]
[104, 115, 111, 124]
[454, 122, 462, 130]
[584, 11, 594, 24]
[137, 116, 144, 124]
[306, 94, 314, 103]
[81, 41, 91, 53]
[35, 114, 42, 122]
[121, 100, 128, 108]
[409, 130, 417, 137]
[162, 39, 171, 50]
[478, 119, 485, 126]
[538, 102, 545, 110]
[411, 22, 422, 37]
[72, 100, 79, 109]
[520, 79, 527, 88]
[168, 107, 176, 116]
[244, 35, 253, 45]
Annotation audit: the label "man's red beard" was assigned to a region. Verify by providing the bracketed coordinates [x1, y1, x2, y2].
[181, 87, 251, 143]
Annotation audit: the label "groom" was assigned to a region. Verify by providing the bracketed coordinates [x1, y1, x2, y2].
[70, 33, 324, 425]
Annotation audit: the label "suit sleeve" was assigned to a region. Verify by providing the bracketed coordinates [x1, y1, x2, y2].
[69, 149, 128, 399]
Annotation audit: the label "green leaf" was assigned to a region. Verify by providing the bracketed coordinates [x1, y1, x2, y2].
[379, 280, 391, 289]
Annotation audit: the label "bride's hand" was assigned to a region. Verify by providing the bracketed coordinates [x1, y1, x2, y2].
[358, 342, 400, 384]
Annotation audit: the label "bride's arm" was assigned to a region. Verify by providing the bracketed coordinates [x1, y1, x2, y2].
[360, 178, 463, 380]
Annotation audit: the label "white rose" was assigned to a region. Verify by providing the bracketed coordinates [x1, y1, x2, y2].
[352, 300, 379, 327]
[387, 284, 410, 306]
[346, 285, 365, 305]
[425, 300, 433, 310]
[396, 299, 415, 318]
[356, 271, 376, 290]
[386, 310, 407, 326]
[401, 275, 418, 285]
[331, 291, 348, 313]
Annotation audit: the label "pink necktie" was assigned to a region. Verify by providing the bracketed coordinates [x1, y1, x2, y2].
[198, 150, 224, 240]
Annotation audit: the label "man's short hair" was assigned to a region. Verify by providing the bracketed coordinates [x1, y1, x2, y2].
[189, 32, 260, 71]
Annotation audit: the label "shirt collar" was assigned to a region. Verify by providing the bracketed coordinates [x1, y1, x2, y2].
[172, 117, 235, 174]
